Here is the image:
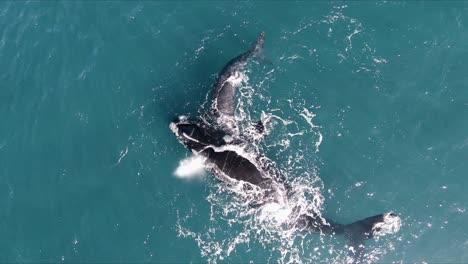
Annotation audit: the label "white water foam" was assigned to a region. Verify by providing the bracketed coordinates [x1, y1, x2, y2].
[372, 213, 402, 240]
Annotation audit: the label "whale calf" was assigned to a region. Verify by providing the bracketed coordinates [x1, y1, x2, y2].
[170, 32, 400, 262]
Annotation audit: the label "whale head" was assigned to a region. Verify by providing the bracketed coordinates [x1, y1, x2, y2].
[170, 116, 228, 153]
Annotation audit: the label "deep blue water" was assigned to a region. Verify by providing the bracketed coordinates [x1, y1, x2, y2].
[0, 1, 467, 263]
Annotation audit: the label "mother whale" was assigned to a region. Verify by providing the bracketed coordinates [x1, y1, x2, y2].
[170, 32, 400, 262]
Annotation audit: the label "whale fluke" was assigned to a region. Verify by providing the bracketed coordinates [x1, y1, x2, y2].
[297, 212, 401, 263]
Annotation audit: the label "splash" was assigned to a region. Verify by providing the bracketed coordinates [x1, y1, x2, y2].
[258, 202, 292, 225]
[372, 213, 402, 239]
[174, 155, 207, 179]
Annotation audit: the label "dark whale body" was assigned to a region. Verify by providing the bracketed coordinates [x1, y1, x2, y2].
[169, 33, 400, 263]
[170, 120, 270, 186]
[213, 32, 265, 119]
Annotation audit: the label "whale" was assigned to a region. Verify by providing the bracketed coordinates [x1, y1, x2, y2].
[169, 32, 400, 262]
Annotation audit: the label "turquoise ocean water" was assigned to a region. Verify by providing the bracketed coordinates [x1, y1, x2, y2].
[1, 1, 467, 263]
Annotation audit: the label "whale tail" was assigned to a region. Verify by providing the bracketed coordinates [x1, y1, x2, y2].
[341, 213, 401, 263]
[296, 212, 401, 263]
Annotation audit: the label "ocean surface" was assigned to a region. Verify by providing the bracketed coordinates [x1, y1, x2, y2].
[1, 1, 467, 263]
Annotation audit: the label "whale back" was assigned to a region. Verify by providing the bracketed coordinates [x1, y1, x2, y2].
[170, 118, 270, 186]
[200, 148, 270, 186]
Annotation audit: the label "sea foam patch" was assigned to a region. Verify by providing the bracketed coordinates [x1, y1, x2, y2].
[174, 155, 207, 179]
[372, 212, 402, 239]
[258, 202, 292, 226]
